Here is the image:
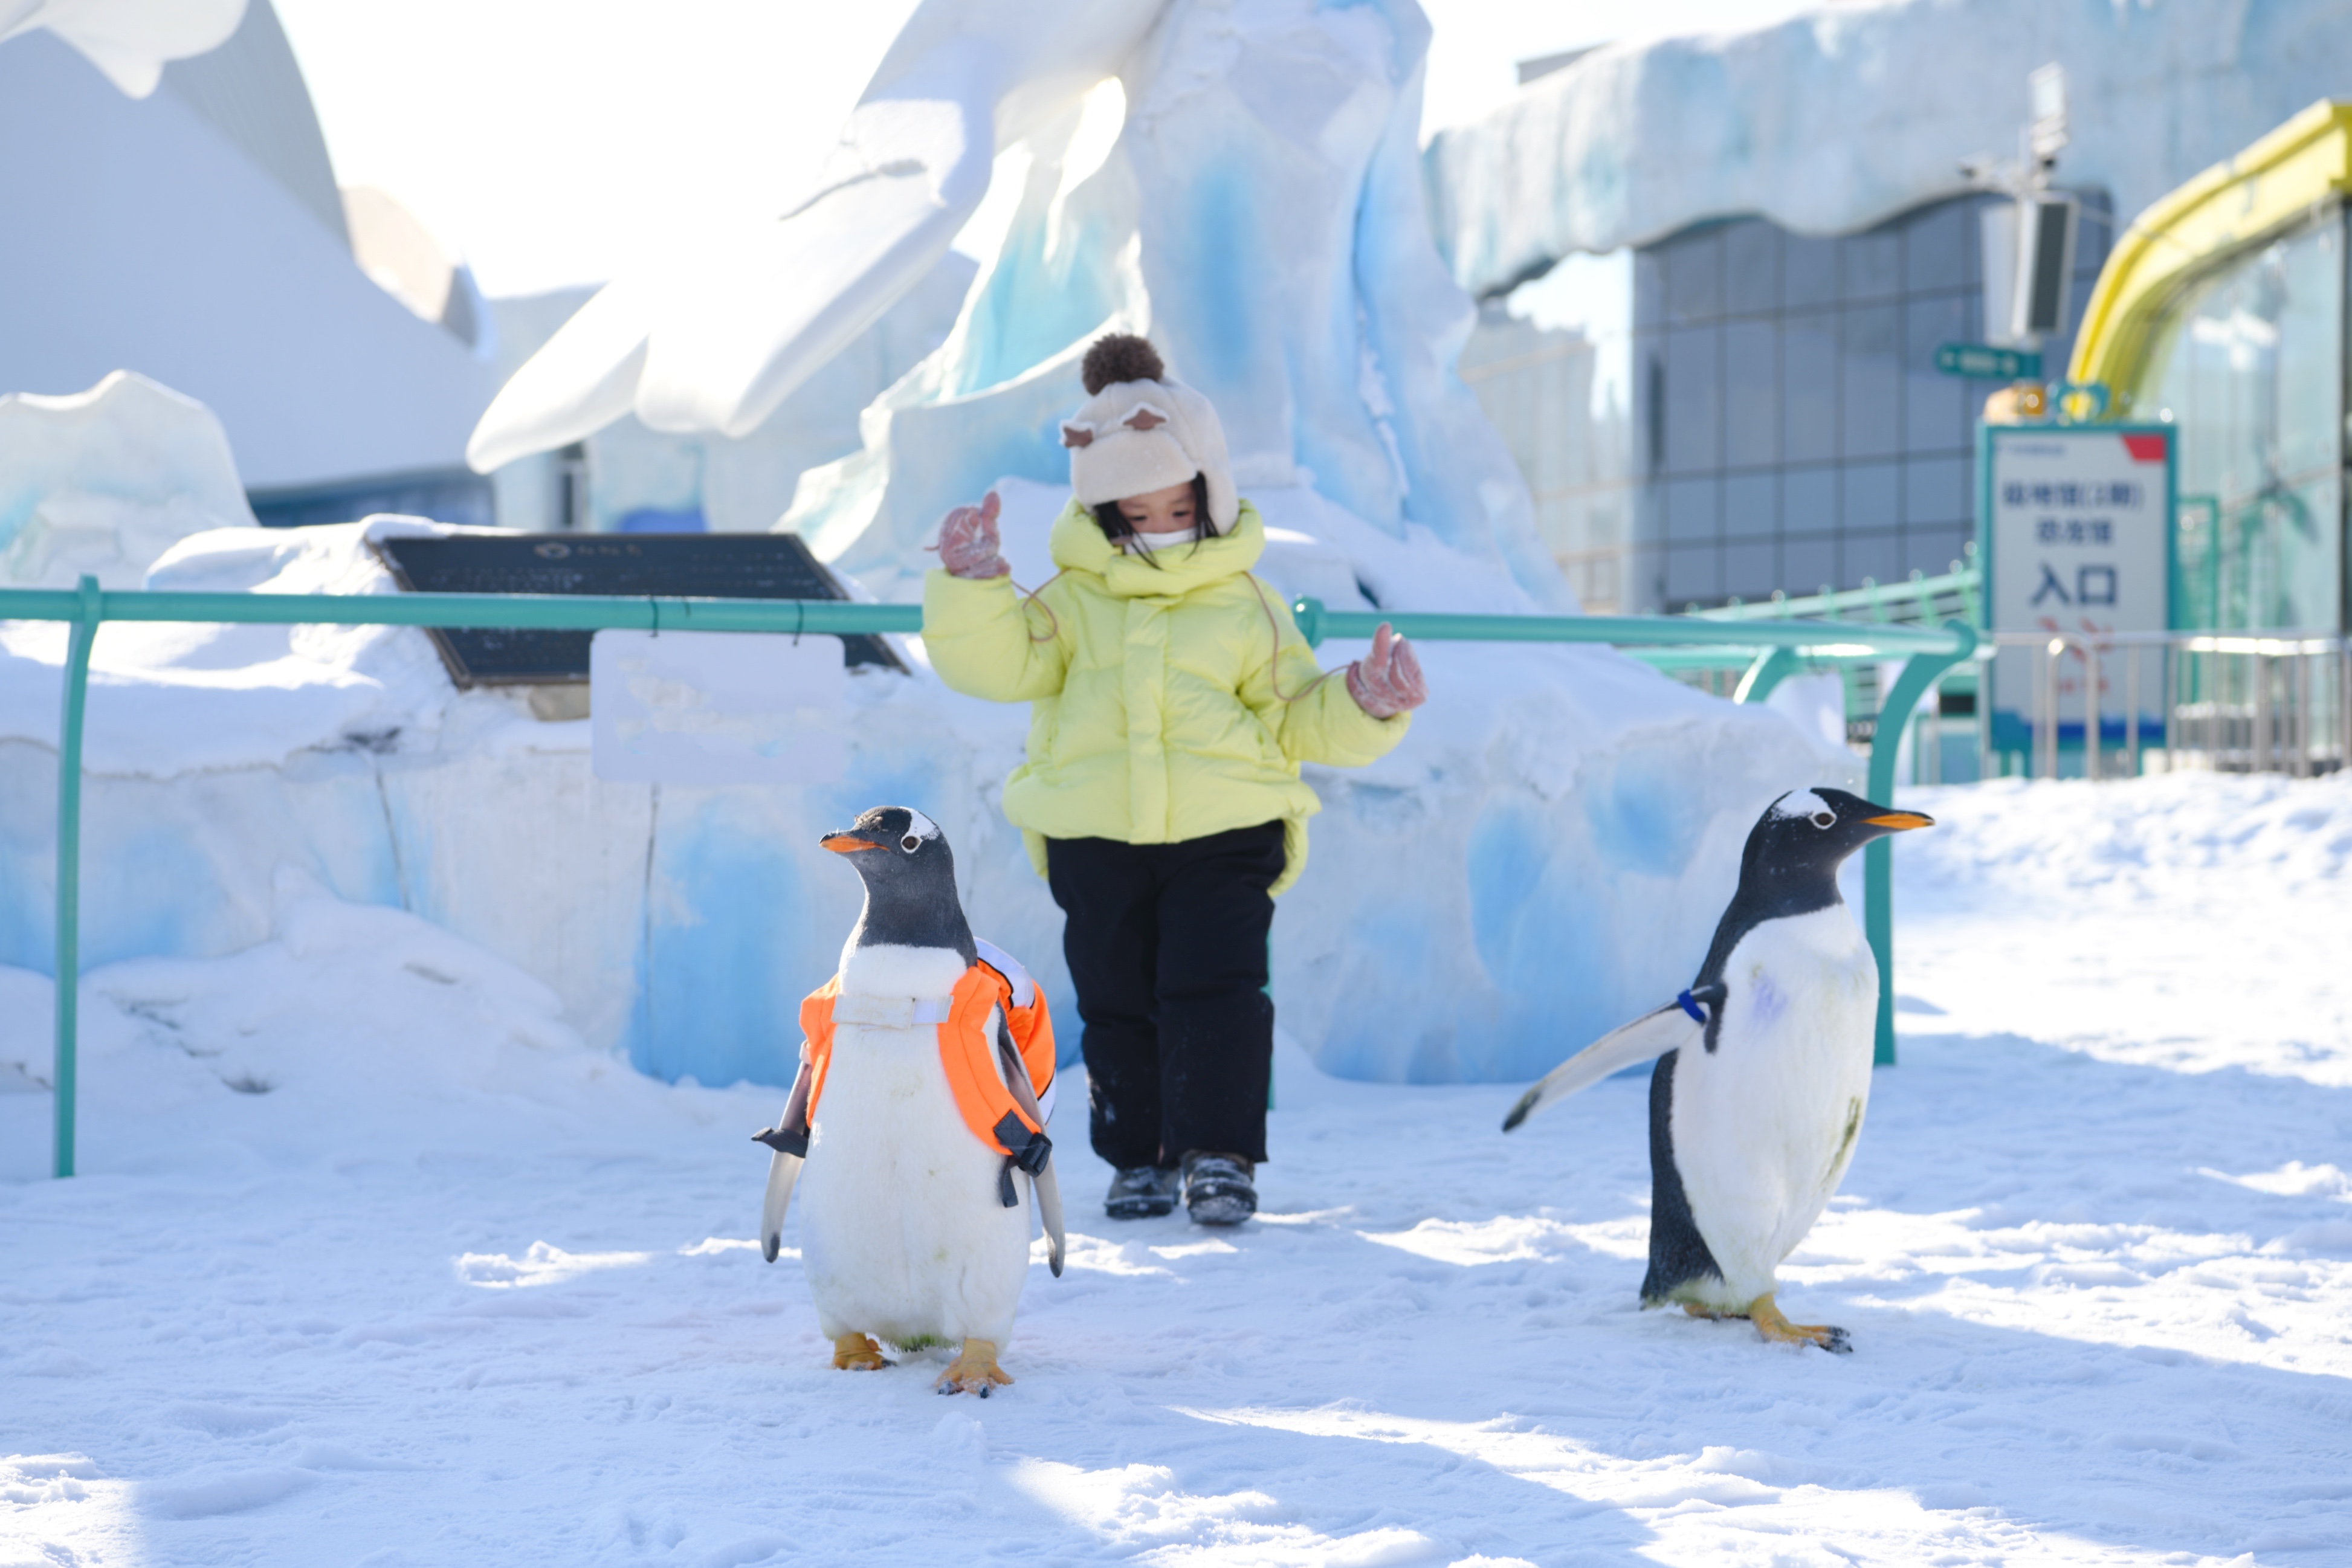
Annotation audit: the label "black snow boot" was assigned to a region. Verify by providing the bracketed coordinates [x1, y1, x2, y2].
[1104, 1165, 1181, 1219]
[1182, 1152, 1256, 1226]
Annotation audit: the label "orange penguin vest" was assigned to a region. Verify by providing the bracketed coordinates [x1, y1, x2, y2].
[798, 955, 1056, 1179]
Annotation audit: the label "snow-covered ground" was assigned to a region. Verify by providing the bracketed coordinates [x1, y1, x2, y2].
[5, 772, 2351, 1565]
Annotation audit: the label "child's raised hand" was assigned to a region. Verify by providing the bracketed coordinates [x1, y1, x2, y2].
[1346, 623, 1427, 718]
[937, 491, 1009, 579]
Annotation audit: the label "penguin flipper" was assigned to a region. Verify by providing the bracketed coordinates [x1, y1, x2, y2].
[1502, 1004, 1700, 1131]
[1032, 1164, 1066, 1278]
[992, 1016, 1065, 1277]
[757, 1056, 817, 1261]
[759, 1145, 803, 1263]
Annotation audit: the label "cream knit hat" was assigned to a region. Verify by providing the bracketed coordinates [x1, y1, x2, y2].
[1061, 335, 1239, 535]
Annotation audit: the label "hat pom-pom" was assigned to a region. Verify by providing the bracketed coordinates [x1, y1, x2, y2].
[1082, 334, 1165, 396]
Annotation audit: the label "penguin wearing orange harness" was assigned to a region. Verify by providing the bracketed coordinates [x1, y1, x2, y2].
[754, 805, 1064, 1395]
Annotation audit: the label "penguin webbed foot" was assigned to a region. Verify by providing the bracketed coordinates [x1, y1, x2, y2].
[935, 1338, 1013, 1396]
[832, 1333, 892, 1371]
[1746, 1294, 1852, 1355]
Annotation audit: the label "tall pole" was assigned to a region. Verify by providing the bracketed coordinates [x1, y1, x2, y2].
[1865, 621, 1978, 1065]
[53, 576, 99, 1178]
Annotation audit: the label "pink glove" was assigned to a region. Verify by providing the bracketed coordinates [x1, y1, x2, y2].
[1346, 622, 1427, 718]
[936, 491, 1009, 579]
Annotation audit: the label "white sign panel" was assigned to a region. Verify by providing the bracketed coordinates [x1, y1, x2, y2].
[590, 631, 848, 785]
[1986, 427, 2173, 740]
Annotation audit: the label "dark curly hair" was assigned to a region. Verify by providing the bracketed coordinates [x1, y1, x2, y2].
[1082, 333, 1165, 395]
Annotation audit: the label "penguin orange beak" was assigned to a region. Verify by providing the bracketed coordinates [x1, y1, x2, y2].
[820, 833, 880, 853]
[1863, 811, 1934, 831]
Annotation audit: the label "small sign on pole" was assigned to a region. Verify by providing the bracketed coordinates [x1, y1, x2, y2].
[590, 630, 850, 785]
[1937, 343, 2042, 380]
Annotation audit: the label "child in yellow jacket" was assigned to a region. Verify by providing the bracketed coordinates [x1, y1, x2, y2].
[922, 335, 1426, 1225]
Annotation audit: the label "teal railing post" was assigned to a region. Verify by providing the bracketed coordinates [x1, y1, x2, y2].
[1290, 596, 1326, 650]
[1863, 619, 1977, 1066]
[1733, 645, 1799, 704]
[53, 575, 101, 1178]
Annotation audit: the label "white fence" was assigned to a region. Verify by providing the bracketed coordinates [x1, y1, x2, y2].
[1990, 630, 2351, 779]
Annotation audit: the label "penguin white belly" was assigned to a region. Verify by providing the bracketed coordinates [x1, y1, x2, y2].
[1670, 906, 1878, 1307]
[797, 1017, 1032, 1349]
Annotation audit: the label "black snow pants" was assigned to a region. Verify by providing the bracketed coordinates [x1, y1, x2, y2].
[1044, 821, 1285, 1170]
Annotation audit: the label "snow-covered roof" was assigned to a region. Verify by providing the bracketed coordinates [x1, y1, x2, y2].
[1424, 0, 2352, 297]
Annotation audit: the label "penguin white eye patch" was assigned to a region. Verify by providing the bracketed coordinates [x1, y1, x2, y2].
[1771, 790, 1836, 828]
[899, 808, 941, 851]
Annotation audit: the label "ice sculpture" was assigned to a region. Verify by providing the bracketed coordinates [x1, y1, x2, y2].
[1426, 0, 2352, 298]
[0, 3, 1870, 1091]
[469, 0, 1566, 608]
[0, 371, 258, 588]
[1, 0, 247, 98]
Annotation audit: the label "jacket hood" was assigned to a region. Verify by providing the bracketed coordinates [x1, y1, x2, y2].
[1048, 498, 1265, 599]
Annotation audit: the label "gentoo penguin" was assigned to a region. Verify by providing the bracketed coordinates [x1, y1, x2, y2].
[753, 804, 1065, 1395]
[1502, 787, 1933, 1353]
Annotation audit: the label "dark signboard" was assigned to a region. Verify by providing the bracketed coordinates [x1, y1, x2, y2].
[372, 532, 906, 686]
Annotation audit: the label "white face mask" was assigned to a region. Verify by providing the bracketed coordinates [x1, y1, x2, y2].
[1123, 523, 1198, 552]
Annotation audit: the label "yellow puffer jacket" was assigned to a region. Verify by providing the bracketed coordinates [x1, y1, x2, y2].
[922, 499, 1409, 894]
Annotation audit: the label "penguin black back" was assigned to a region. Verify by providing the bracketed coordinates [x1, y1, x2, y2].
[819, 805, 978, 966]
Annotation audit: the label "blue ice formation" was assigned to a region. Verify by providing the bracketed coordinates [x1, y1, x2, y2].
[0, 498, 1854, 1092]
[0, 0, 1881, 1094]
[468, 0, 1568, 610]
[1426, 0, 2352, 297]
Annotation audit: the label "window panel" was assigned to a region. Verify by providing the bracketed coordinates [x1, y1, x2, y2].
[1785, 233, 1838, 309]
[1904, 525, 1971, 578]
[1722, 541, 1777, 601]
[1841, 460, 1899, 535]
[1840, 528, 1903, 587]
[1902, 454, 1968, 527]
[1665, 476, 1720, 544]
[1724, 221, 1779, 317]
[1724, 471, 1777, 540]
[1635, 250, 1665, 331]
[1841, 303, 1901, 459]
[1664, 543, 1721, 605]
[1782, 311, 1838, 462]
[1842, 227, 1901, 302]
[1663, 324, 1722, 474]
[1902, 293, 1968, 453]
[1724, 320, 1779, 468]
[1782, 533, 1837, 596]
[1784, 465, 1837, 536]
[1665, 229, 1724, 323]
[1903, 200, 1969, 292]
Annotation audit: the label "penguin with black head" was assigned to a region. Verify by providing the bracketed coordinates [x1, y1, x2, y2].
[753, 804, 1064, 1395]
[1503, 787, 1933, 1352]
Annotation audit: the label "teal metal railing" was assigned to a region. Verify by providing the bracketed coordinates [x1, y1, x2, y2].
[1668, 563, 1986, 738]
[4, 579, 1972, 1176]
[1688, 562, 1982, 627]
